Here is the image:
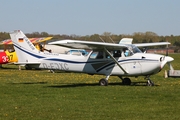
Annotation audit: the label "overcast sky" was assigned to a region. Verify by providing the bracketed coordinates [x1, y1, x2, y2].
[0, 0, 180, 36]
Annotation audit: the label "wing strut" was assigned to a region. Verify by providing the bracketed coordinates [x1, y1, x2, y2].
[104, 47, 128, 74]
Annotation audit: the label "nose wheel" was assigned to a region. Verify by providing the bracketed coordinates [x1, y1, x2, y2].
[147, 79, 154, 86]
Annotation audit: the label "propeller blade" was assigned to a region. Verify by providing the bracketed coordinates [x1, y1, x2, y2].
[166, 44, 168, 56]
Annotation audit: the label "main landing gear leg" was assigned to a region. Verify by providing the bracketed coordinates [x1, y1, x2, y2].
[145, 76, 154, 86]
[99, 75, 110, 86]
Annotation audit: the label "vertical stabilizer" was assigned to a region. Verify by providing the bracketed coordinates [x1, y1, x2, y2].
[10, 30, 42, 63]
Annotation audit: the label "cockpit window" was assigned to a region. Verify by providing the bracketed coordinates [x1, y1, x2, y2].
[122, 45, 142, 57]
[123, 48, 131, 57]
[127, 45, 142, 54]
[89, 45, 142, 59]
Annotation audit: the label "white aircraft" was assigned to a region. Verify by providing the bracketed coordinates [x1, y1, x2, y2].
[10, 30, 174, 86]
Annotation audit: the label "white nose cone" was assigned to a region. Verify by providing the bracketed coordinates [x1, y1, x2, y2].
[164, 56, 174, 62]
[161, 56, 174, 69]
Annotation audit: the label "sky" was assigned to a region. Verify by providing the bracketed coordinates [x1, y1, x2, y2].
[0, 0, 180, 36]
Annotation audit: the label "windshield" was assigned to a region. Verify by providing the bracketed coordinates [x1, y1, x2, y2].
[127, 45, 142, 54]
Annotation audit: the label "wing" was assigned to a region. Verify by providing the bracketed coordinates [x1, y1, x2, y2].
[49, 39, 170, 49]
[134, 42, 170, 47]
[118, 38, 170, 47]
[0, 37, 53, 45]
[49, 39, 128, 74]
[48, 39, 127, 50]
[30, 37, 53, 43]
[0, 39, 12, 45]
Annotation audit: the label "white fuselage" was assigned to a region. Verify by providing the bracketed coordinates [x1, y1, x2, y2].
[31, 52, 166, 77]
[10, 30, 174, 81]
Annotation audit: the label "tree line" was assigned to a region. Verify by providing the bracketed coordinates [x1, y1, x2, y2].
[0, 31, 180, 51]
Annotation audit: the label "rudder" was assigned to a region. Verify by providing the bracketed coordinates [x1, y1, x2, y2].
[10, 30, 41, 63]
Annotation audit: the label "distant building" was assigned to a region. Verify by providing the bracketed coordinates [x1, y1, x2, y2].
[147, 48, 174, 54]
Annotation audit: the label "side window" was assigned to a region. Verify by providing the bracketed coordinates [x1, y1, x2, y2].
[124, 50, 129, 57]
[96, 51, 103, 59]
[123, 48, 133, 57]
[105, 50, 121, 58]
[90, 50, 122, 59]
[90, 51, 104, 59]
[113, 50, 121, 57]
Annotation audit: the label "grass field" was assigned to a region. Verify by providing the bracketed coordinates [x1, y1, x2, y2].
[0, 54, 180, 120]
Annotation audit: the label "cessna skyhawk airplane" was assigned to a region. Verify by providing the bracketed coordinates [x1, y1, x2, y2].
[10, 30, 174, 86]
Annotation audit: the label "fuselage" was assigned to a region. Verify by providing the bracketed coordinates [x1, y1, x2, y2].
[28, 50, 169, 77]
[11, 34, 173, 77]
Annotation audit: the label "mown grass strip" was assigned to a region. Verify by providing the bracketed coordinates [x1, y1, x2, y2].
[0, 54, 180, 119]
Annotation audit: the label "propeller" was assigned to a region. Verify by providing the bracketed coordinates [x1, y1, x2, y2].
[164, 41, 174, 78]
[166, 43, 168, 56]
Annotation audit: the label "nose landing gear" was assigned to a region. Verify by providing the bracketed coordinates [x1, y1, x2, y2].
[145, 76, 154, 86]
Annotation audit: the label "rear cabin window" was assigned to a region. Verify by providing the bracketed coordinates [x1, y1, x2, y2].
[90, 50, 122, 59]
[90, 51, 104, 59]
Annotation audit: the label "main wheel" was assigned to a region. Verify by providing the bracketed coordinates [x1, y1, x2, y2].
[122, 78, 131, 85]
[25, 65, 32, 70]
[99, 79, 108, 86]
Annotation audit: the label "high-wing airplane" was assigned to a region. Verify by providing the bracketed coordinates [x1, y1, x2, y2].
[0, 37, 53, 64]
[10, 30, 174, 86]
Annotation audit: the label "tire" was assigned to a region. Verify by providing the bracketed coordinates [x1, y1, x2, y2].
[25, 65, 32, 70]
[122, 78, 131, 85]
[99, 79, 108, 86]
[147, 80, 154, 86]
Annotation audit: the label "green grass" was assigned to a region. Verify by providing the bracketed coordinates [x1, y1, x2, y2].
[0, 54, 180, 120]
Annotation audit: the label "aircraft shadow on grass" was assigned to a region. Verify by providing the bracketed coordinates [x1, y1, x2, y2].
[47, 81, 159, 88]
[10, 82, 48, 85]
[8, 81, 159, 88]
